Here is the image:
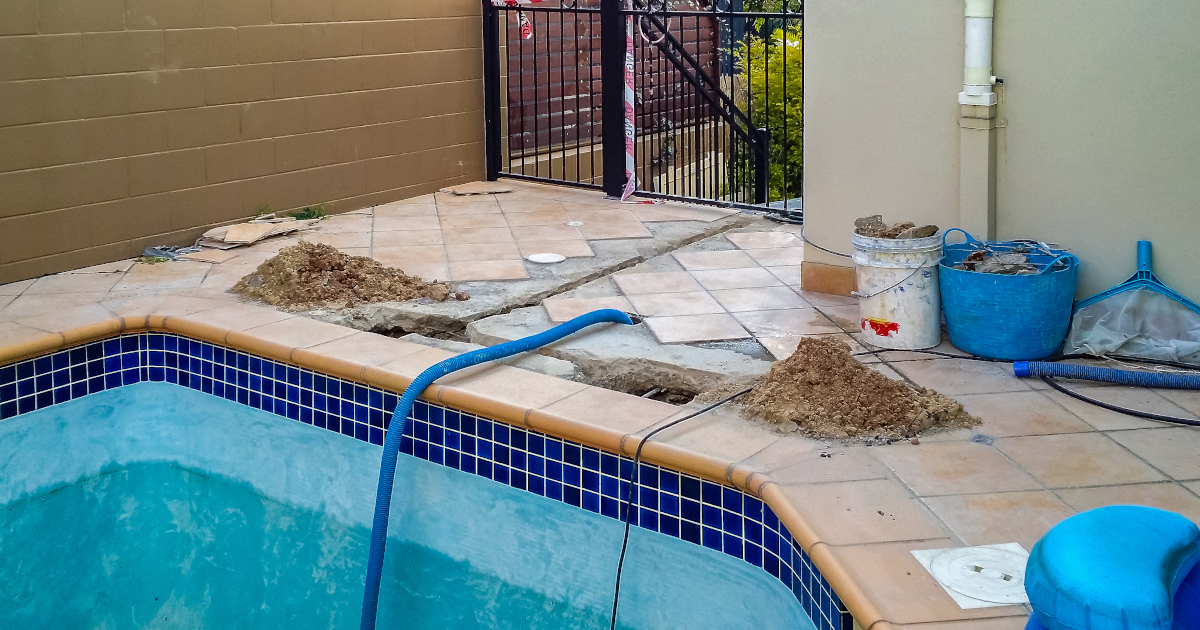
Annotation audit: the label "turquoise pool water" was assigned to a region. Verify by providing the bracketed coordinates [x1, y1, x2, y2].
[0, 382, 814, 630]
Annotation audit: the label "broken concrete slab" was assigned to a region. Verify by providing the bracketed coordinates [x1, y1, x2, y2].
[304, 214, 752, 335]
[399, 333, 583, 382]
[467, 306, 774, 397]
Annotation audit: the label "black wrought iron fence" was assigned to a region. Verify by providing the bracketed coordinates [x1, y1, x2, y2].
[483, 0, 802, 212]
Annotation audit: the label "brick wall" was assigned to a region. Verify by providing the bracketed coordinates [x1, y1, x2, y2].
[0, 0, 486, 283]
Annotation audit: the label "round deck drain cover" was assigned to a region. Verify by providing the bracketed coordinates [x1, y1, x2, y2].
[566, 221, 585, 226]
[928, 547, 1028, 604]
[527, 253, 567, 264]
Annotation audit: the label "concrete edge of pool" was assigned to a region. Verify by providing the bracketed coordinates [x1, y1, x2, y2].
[0, 297, 1031, 630]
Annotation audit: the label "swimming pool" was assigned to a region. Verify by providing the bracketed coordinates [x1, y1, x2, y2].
[0, 334, 839, 629]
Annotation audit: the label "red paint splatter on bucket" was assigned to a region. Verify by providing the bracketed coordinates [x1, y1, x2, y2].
[862, 317, 899, 337]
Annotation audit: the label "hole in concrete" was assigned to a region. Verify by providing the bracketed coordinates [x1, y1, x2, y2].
[629, 387, 696, 406]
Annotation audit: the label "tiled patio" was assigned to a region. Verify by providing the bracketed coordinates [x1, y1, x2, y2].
[2, 181, 1200, 630]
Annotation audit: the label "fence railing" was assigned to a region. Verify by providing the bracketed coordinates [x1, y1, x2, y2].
[483, 0, 802, 214]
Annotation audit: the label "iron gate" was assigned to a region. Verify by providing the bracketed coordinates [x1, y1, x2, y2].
[482, 0, 802, 212]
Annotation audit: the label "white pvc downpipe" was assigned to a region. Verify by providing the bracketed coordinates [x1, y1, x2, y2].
[959, 0, 997, 106]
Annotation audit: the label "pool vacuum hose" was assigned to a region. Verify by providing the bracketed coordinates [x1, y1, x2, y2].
[359, 309, 637, 630]
[1014, 361, 1200, 389]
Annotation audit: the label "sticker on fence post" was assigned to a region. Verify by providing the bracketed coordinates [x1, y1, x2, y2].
[620, 9, 637, 201]
[517, 10, 532, 39]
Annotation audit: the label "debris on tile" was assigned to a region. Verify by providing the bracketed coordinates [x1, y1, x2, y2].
[199, 216, 321, 249]
[739, 337, 978, 441]
[955, 250, 1039, 275]
[232, 242, 452, 310]
[439, 182, 514, 196]
[175, 250, 239, 264]
[854, 215, 938, 239]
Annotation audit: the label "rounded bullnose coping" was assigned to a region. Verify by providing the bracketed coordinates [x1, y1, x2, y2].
[0, 299, 1021, 630]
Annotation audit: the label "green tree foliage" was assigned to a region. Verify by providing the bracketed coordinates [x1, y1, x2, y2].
[734, 22, 803, 202]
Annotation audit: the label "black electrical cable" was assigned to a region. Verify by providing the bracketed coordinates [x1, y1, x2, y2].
[608, 386, 755, 630]
[1038, 375, 1200, 427]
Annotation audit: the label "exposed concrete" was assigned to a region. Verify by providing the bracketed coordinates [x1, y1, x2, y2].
[468, 306, 773, 396]
[305, 216, 752, 335]
[399, 334, 583, 382]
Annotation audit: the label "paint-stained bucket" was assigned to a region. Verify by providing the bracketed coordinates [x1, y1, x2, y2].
[852, 232, 943, 349]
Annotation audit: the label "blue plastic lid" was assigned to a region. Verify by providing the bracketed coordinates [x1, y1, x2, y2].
[1026, 506, 1200, 630]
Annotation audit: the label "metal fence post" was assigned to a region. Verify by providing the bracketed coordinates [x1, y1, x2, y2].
[482, 0, 503, 181]
[600, 0, 627, 197]
[754, 128, 770, 204]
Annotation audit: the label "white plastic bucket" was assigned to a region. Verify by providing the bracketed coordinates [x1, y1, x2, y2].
[852, 232, 943, 349]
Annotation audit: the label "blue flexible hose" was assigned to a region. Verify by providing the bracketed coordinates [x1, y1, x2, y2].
[359, 309, 636, 630]
[1014, 361, 1200, 390]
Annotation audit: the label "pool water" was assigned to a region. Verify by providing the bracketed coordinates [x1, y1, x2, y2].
[0, 383, 814, 630]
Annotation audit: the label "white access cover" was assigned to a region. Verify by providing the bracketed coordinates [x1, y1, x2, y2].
[912, 543, 1029, 608]
[526, 253, 567, 264]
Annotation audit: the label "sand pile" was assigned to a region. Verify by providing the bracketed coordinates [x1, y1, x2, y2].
[740, 337, 977, 441]
[232, 242, 453, 310]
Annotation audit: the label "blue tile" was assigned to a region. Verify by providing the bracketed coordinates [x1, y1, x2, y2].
[702, 482, 722, 506]
[681, 498, 701, 523]
[702, 505, 722, 529]
[545, 439, 563, 462]
[702, 527, 722, 551]
[723, 534, 743, 560]
[600, 496, 619, 519]
[681, 476, 701, 500]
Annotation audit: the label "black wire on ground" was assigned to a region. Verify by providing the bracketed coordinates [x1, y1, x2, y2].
[608, 387, 755, 630]
[851, 347, 1200, 425]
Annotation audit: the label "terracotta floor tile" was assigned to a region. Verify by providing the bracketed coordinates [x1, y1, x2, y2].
[302, 332, 427, 367]
[198, 262, 258, 289]
[497, 199, 564, 213]
[871, 363, 908, 382]
[955, 391, 1094, 437]
[314, 215, 373, 233]
[922, 490, 1075, 551]
[542, 296, 634, 323]
[1040, 386, 1195, 431]
[690, 267, 782, 290]
[448, 260, 528, 281]
[371, 213, 440, 231]
[378, 195, 434, 207]
[372, 230, 444, 247]
[625, 292, 724, 317]
[444, 364, 590, 410]
[796, 290, 858, 307]
[0, 321, 57, 346]
[709, 286, 810, 312]
[828, 540, 1026, 624]
[814, 304, 862, 333]
[562, 206, 640, 223]
[112, 261, 210, 291]
[66, 259, 136, 274]
[874, 441, 1042, 496]
[629, 207, 704, 223]
[13, 303, 114, 334]
[745, 247, 804, 267]
[862, 336, 973, 362]
[177, 302, 295, 332]
[539, 386, 680, 434]
[441, 227, 515, 245]
[1158, 389, 1200, 416]
[892, 359, 1030, 396]
[396, 262, 450, 282]
[374, 202, 438, 217]
[613, 271, 703, 295]
[644, 313, 750, 344]
[0, 279, 34, 296]
[1056, 482, 1200, 526]
[726, 231, 801, 250]
[300, 231, 372, 249]
[445, 242, 522, 262]
[577, 221, 653, 240]
[644, 405, 784, 465]
[438, 213, 508, 230]
[517, 240, 595, 258]
[510, 224, 583, 242]
[243, 315, 357, 349]
[747, 442, 890, 485]
[630, 205, 733, 222]
[435, 202, 503, 215]
[0, 295, 14, 311]
[1107, 427, 1200, 481]
[764, 265, 803, 286]
[0, 292, 111, 318]
[733, 308, 841, 337]
[502, 210, 572, 226]
[100, 295, 228, 319]
[25, 273, 123, 295]
[776, 479, 949, 545]
[758, 333, 872, 361]
[996, 433, 1164, 488]
[672, 249, 758, 271]
[434, 192, 500, 206]
[899, 617, 1030, 630]
[372, 245, 448, 267]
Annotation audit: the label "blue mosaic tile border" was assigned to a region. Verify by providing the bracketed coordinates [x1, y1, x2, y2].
[0, 332, 853, 630]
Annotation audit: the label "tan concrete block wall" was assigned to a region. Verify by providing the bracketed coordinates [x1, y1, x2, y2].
[0, 0, 486, 283]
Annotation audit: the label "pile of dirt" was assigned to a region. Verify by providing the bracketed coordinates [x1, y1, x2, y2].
[232, 242, 454, 310]
[739, 337, 978, 441]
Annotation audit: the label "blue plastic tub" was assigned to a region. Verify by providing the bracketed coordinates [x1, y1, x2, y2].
[939, 229, 1079, 361]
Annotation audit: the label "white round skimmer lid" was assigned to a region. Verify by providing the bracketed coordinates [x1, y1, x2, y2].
[928, 546, 1028, 604]
[526, 253, 567, 264]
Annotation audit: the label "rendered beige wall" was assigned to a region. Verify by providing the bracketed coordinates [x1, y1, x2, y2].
[0, 0, 486, 284]
[803, 0, 1200, 300]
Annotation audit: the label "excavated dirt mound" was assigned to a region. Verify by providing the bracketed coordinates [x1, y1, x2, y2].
[232, 242, 452, 310]
[740, 337, 978, 441]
